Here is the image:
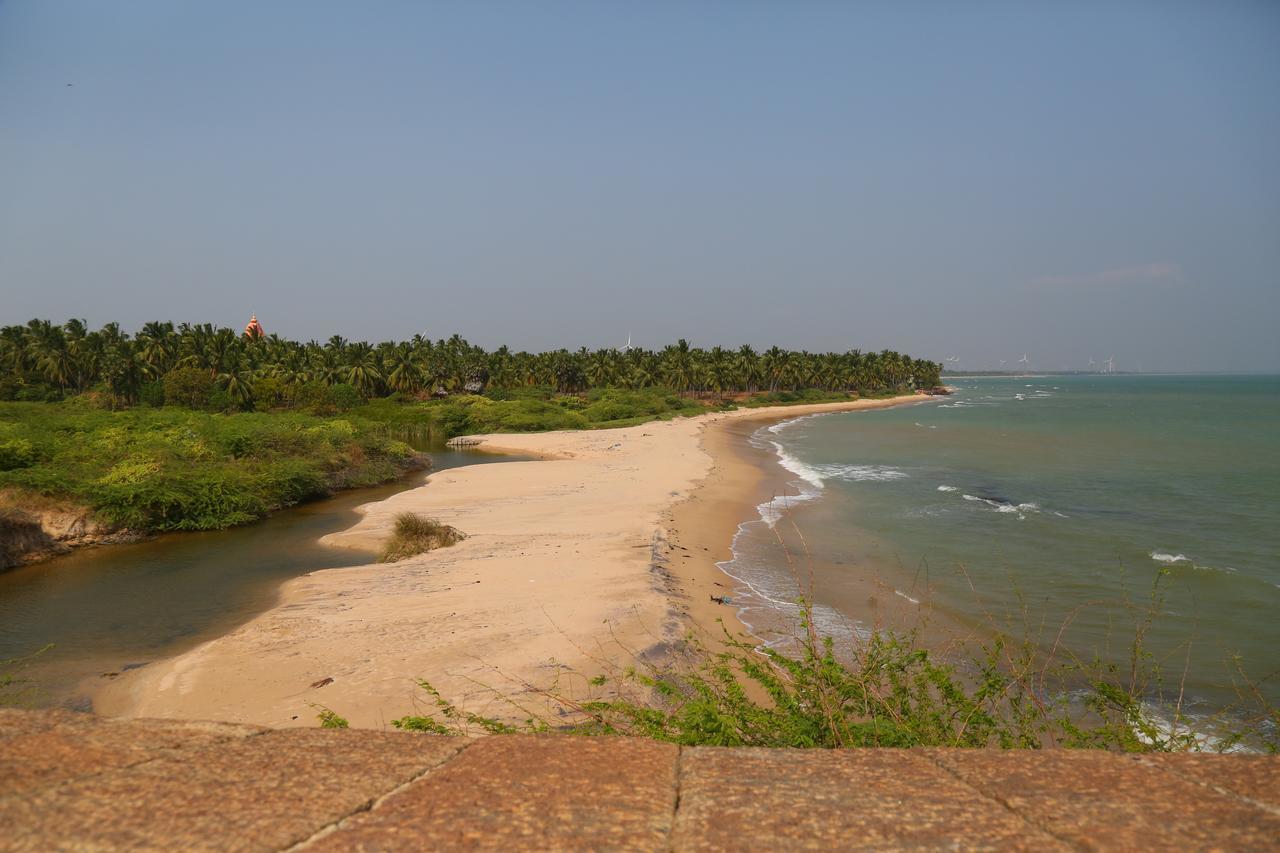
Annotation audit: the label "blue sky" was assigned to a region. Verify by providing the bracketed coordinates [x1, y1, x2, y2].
[1, 1, 1277, 371]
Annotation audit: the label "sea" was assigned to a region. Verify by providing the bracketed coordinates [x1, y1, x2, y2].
[719, 375, 1280, 723]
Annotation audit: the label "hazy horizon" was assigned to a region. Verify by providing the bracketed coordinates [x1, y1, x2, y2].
[2, 2, 1277, 372]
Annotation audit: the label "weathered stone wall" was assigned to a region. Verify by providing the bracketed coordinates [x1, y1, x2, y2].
[2, 709, 1277, 850]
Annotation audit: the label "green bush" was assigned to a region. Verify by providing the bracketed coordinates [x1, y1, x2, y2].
[138, 380, 165, 408]
[383, 596, 1278, 753]
[163, 367, 216, 410]
[14, 384, 62, 403]
[0, 403, 423, 534]
[0, 438, 36, 471]
[328, 384, 362, 412]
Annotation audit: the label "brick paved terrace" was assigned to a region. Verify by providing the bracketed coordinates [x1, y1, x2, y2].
[2, 709, 1277, 850]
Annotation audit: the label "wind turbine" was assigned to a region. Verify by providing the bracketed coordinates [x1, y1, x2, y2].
[1088, 357, 1097, 373]
[1106, 356, 1115, 374]
[1018, 353, 1030, 373]
[620, 333, 634, 353]
[945, 355, 960, 372]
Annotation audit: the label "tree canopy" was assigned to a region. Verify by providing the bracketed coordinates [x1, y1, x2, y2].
[0, 319, 942, 409]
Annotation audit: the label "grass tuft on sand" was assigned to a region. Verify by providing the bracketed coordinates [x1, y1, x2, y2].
[379, 512, 465, 563]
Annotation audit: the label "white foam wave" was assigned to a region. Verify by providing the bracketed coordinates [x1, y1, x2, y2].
[1149, 552, 1239, 577]
[962, 494, 1040, 520]
[812, 463, 908, 482]
[766, 414, 815, 435]
[895, 590, 921, 605]
[937, 485, 958, 492]
[770, 441, 825, 490]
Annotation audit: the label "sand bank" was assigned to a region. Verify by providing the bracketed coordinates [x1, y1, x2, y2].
[97, 395, 929, 728]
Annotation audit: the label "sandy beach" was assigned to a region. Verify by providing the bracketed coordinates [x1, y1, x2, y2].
[97, 394, 931, 728]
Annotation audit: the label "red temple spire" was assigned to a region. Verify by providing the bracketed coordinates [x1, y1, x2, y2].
[244, 314, 265, 339]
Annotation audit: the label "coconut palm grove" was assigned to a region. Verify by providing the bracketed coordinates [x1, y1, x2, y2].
[0, 317, 941, 538]
[2, 318, 942, 407]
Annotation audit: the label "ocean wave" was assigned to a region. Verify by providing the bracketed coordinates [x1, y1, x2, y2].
[812, 463, 908, 482]
[766, 415, 815, 436]
[1150, 551, 1240, 578]
[962, 494, 1040, 519]
[937, 485, 958, 492]
[769, 441, 826, 490]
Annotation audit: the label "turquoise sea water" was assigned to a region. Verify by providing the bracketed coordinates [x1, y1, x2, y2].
[722, 376, 1280, 716]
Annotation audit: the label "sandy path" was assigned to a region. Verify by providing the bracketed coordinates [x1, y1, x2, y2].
[97, 395, 929, 728]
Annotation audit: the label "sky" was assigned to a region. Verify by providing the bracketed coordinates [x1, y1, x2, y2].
[1, 1, 1277, 372]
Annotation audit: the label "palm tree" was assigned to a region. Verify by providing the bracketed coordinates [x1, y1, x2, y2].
[385, 343, 423, 394]
[345, 343, 384, 397]
[3, 317, 933, 406]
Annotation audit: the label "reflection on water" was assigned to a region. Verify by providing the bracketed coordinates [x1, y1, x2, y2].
[0, 442, 518, 709]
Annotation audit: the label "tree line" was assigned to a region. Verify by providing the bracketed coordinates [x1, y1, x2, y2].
[1, 319, 942, 409]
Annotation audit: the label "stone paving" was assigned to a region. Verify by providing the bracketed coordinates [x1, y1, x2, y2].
[2, 709, 1277, 850]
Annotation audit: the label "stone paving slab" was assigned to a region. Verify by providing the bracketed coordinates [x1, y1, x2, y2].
[1145, 752, 1280, 811]
[0, 709, 263, 798]
[673, 747, 1065, 851]
[311, 735, 679, 851]
[2, 724, 465, 852]
[930, 748, 1280, 849]
[1, 711, 1277, 851]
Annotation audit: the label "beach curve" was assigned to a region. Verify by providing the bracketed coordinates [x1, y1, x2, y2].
[96, 394, 931, 728]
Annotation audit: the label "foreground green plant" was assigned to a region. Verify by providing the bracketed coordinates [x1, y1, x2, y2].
[313, 705, 350, 729]
[379, 593, 1276, 752]
[379, 512, 465, 563]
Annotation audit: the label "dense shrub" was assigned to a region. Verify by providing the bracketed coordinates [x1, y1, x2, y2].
[328, 383, 362, 412]
[163, 367, 217, 410]
[0, 403, 421, 533]
[395, 388, 707, 439]
[138, 380, 165, 408]
[14, 384, 62, 403]
[0, 438, 36, 471]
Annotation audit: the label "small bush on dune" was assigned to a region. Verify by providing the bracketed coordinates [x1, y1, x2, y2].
[379, 512, 465, 563]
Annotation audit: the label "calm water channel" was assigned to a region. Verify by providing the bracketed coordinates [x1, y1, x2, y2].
[0, 441, 518, 709]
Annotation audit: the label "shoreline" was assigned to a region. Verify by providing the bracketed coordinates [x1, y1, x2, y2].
[96, 394, 932, 728]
